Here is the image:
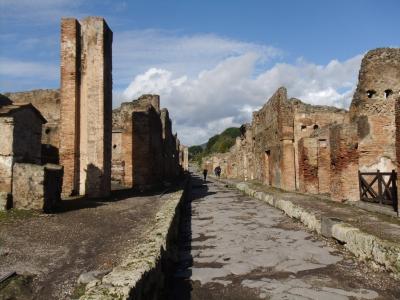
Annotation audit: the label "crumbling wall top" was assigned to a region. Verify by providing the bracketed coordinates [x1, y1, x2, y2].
[350, 48, 400, 118]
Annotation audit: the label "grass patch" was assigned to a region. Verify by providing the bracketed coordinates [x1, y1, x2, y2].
[0, 209, 38, 224]
[71, 283, 86, 299]
[0, 274, 34, 300]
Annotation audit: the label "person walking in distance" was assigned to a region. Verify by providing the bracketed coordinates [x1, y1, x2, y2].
[203, 169, 208, 181]
[216, 166, 221, 178]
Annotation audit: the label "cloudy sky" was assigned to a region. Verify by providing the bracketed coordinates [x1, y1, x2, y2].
[0, 0, 399, 145]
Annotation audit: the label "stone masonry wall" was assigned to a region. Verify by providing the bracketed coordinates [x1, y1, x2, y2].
[293, 102, 348, 190]
[12, 163, 63, 211]
[0, 107, 43, 194]
[350, 48, 400, 173]
[112, 95, 181, 188]
[204, 48, 399, 208]
[298, 137, 319, 194]
[111, 130, 124, 186]
[5, 89, 61, 164]
[329, 124, 359, 201]
[79, 17, 112, 198]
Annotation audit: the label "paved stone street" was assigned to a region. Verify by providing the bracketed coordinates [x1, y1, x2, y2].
[168, 174, 400, 300]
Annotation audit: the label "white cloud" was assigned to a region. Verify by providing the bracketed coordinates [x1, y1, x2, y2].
[114, 30, 281, 88]
[122, 52, 362, 146]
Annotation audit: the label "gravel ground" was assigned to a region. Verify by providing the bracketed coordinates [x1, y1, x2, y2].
[0, 188, 170, 299]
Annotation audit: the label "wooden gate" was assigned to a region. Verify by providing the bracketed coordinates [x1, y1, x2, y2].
[358, 170, 398, 212]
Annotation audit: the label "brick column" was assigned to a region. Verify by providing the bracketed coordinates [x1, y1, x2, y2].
[59, 18, 81, 197]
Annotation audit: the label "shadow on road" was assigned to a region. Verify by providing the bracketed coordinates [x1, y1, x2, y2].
[56, 178, 185, 214]
[166, 173, 216, 300]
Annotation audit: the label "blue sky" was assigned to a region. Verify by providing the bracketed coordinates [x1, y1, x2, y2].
[0, 0, 399, 144]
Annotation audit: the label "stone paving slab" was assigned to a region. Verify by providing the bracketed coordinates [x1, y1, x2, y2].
[168, 174, 400, 300]
[219, 177, 400, 276]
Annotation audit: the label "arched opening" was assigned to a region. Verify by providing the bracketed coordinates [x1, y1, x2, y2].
[313, 124, 319, 130]
[45, 128, 51, 134]
[301, 125, 307, 131]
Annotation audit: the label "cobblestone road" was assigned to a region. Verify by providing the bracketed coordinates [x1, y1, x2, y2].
[168, 174, 400, 300]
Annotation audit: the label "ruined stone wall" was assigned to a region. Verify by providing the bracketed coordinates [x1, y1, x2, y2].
[350, 48, 400, 173]
[251, 87, 295, 189]
[111, 130, 124, 186]
[132, 106, 163, 186]
[315, 129, 332, 195]
[111, 95, 180, 188]
[161, 109, 175, 179]
[174, 135, 181, 176]
[298, 137, 319, 194]
[298, 127, 335, 196]
[0, 117, 14, 194]
[183, 146, 189, 171]
[12, 109, 43, 164]
[293, 102, 348, 190]
[329, 124, 359, 201]
[5, 89, 61, 164]
[12, 163, 63, 211]
[0, 106, 43, 195]
[202, 48, 399, 208]
[395, 97, 400, 213]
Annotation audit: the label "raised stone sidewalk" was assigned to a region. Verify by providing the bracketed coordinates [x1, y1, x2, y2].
[80, 179, 189, 300]
[219, 178, 400, 277]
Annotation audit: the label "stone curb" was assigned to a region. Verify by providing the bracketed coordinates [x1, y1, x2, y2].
[230, 181, 400, 276]
[79, 180, 189, 300]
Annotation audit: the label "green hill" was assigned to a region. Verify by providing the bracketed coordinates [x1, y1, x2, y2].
[189, 127, 240, 164]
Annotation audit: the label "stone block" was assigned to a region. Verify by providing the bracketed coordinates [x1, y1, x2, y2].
[12, 163, 63, 212]
[321, 216, 343, 238]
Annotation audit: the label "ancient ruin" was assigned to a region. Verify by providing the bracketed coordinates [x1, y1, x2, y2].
[204, 48, 400, 213]
[0, 17, 187, 211]
[0, 6, 400, 298]
[0, 100, 64, 211]
[112, 94, 186, 188]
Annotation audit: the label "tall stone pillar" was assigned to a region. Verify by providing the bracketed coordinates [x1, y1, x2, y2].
[79, 17, 112, 198]
[60, 17, 112, 198]
[60, 18, 81, 197]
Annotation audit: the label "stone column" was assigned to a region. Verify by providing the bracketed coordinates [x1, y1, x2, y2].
[281, 139, 296, 191]
[79, 17, 112, 198]
[59, 18, 81, 197]
[122, 115, 134, 187]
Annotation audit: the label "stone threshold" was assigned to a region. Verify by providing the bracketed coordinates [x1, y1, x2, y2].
[217, 177, 400, 277]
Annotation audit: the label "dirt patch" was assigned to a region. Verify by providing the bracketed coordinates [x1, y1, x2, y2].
[0, 189, 173, 299]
